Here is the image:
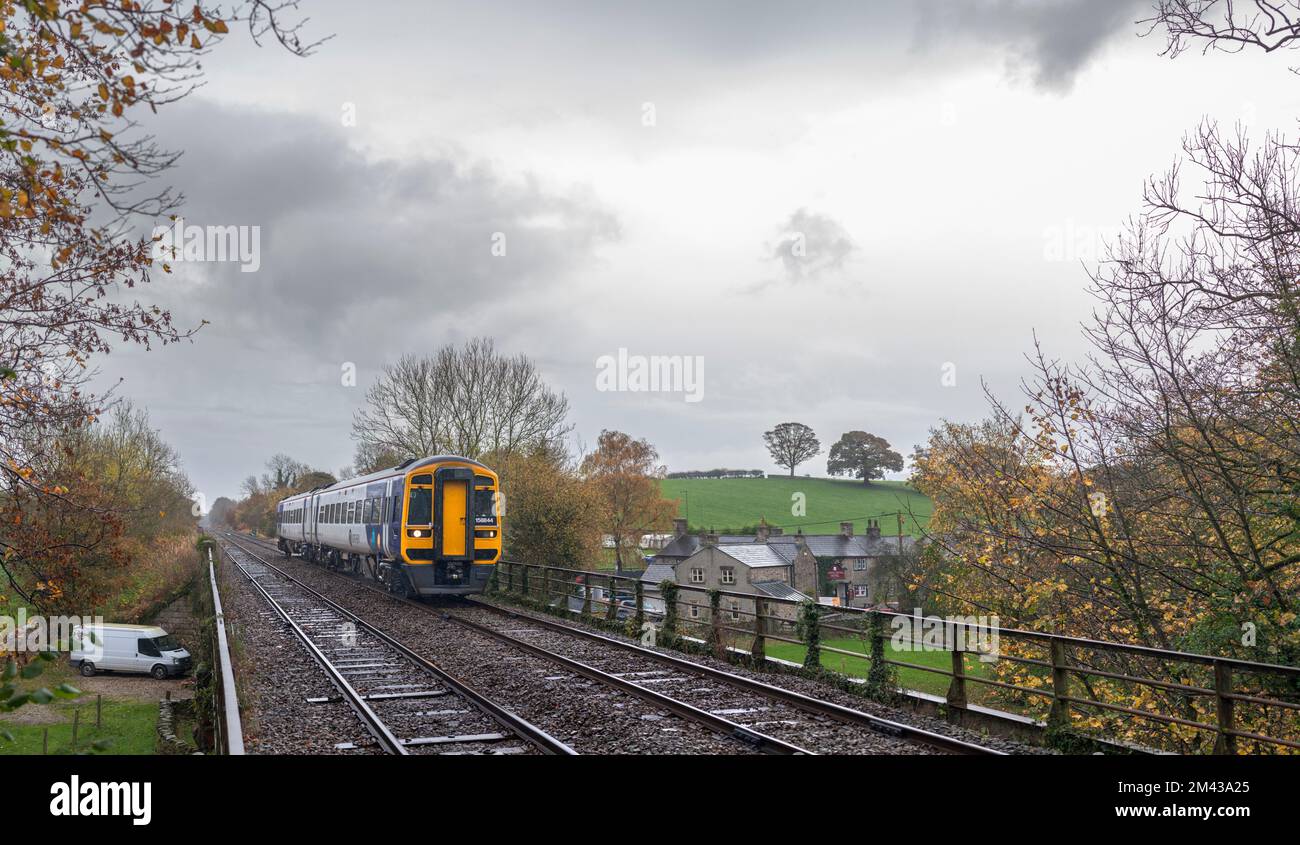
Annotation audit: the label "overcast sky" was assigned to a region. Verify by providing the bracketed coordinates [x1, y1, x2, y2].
[91, 0, 1300, 506]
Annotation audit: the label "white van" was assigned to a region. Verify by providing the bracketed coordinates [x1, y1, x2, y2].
[69, 623, 193, 680]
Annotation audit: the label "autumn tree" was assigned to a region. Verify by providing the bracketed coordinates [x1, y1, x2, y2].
[0, 1, 315, 611]
[903, 8, 1300, 750]
[208, 497, 237, 529]
[579, 430, 676, 571]
[230, 456, 333, 534]
[353, 441, 403, 476]
[763, 422, 820, 477]
[491, 448, 603, 570]
[826, 431, 903, 485]
[353, 338, 572, 462]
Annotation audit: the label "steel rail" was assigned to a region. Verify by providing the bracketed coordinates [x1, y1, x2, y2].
[208, 547, 245, 755]
[464, 599, 1007, 756]
[221, 537, 575, 756]
[228, 534, 812, 755]
[226, 545, 407, 755]
[240, 532, 1004, 755]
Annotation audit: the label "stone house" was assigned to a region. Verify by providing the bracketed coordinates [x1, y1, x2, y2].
[643, 517, 916, 611]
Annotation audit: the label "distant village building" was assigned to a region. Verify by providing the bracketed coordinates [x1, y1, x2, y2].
[642, 517, 916, 612]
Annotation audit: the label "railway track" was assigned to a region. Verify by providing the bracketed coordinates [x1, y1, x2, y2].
[229, 532, 1006, 755]
[220, 539, 574, 755]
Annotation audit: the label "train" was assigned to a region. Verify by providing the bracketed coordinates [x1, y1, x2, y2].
[274, 455, 502, 597]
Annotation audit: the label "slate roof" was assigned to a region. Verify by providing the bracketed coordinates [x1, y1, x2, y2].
[713, 544, 790, 569]
[768, 533, 914, 559]
[640, 563, 678, 585]
[652, 531, 916, 563]
[654, 533, 755, 559]
[751, 581, 810, 601]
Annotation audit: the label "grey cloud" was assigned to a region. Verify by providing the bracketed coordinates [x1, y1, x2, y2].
[147, 102, 619, 352]
[353, 0, 1143, 96]
[97, 99, 620, 498]
[917, 0, 1146, 92]
[770, 208, 857, 281]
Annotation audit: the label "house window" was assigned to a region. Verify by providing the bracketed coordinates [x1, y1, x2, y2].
[720, 567, 735, 585]
[853, 559, 868, 571]
[689, 604, 700, 618]
[854, 585, 868, 598]
[690, 568, 704, 584]
[729, 603, 740, 621]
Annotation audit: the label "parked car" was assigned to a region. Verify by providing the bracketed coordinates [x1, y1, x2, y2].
[70, 623, 192, 679]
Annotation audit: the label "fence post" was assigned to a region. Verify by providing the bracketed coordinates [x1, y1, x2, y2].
[580, 576, 591, 616]
[543, 567, 552, 607]
[660, 581, 678, 645]
[1213, 660, 1237, 755]
[1048, 639, 1071, 731]
[797, 600, 821, 671]
[506, 561, 514, 594]
[751, 599, 766, 663]
[708, 589, 723, 658]
[520, 565, 529, 598]
[634, 580, 645, 634]
[605, 574, 618, 623]
[946, 648, 967, 720]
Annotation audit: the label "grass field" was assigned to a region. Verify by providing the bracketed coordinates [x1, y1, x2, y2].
[659, 476, 932, 536]
[763, 636, 991, 699]
[0, 663, 160, 755]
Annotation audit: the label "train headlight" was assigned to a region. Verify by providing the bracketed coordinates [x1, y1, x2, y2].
[411, 529, 424, 538]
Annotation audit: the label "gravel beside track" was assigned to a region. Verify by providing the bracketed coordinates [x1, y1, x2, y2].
[225, 537, 752, 754]
[220, 544, 382, 754]
[229, 534, 1036, 754]
[463, 599, 1053, 755]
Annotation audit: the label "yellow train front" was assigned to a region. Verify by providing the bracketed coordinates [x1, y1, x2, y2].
[278, 455, 502, 597]
[394, 457, 502, 597]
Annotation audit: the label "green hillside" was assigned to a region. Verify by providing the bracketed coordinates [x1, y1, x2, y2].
[658, 476, 932, 536]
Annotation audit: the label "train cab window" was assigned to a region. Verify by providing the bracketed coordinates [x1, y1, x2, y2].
[473, 488, 497, 525]
[407, 486, 432, 525]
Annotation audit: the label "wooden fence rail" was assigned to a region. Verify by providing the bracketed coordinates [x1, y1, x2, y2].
[494, 559, 1300, 754]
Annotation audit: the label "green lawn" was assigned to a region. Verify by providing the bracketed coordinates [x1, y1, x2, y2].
[0, 663, 161, 755]
[763, 636, 991, 699]
[659, 476, 932, 536]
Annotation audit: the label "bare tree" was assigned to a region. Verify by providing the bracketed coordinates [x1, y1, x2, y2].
[1148, 1, 1300, 56]
[352, 338, 573, 461]
[763, 422, 820, 477]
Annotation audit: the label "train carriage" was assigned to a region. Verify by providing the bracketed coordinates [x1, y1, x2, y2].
[275, 456, 501, 597]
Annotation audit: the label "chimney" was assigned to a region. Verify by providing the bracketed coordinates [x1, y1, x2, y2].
[673, 517, 688, 538]
[840, 521, 854, 538]
[701, 530, 719, 547]
[867, 519, 881, 541]
[794, 529, 806, 549]
[755, 518, 770, 543]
